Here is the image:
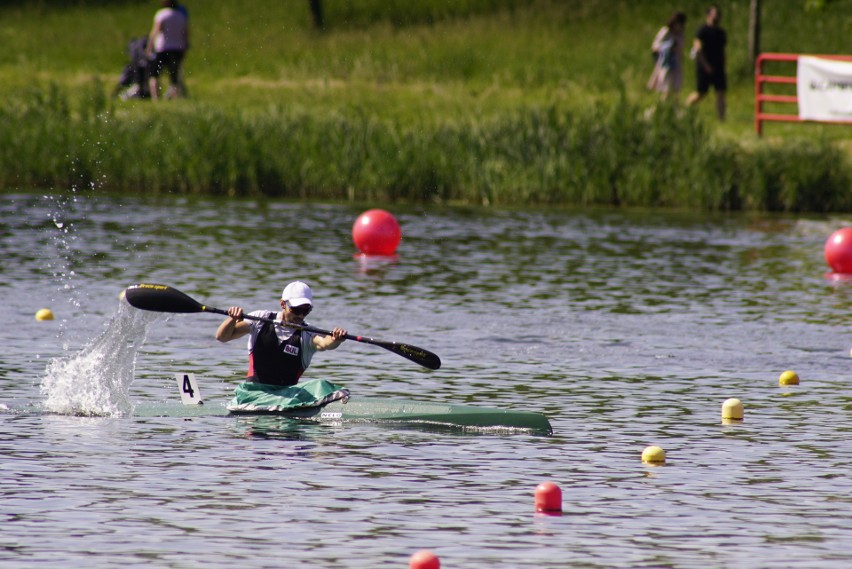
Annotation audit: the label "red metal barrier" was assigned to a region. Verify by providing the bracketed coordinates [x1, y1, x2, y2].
[755, 52, 852, 136]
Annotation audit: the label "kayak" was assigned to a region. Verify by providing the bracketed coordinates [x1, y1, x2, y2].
[135, 397, 552, 435]
[230, 396, 553, 434]
[149, 374, 553, 435]
[226, 378, 552, 434]
[124, 286, 550, 432]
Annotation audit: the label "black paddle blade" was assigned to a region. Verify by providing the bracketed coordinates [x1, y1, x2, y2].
[299, 324, 442, 371]
[123, 283, 205, 314]
[373, 340, 442, 370]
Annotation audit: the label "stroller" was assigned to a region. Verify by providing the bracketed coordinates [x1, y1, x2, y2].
[113, 36, 151, 100]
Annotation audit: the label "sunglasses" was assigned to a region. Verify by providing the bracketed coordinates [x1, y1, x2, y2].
[287, 303, 312, 316]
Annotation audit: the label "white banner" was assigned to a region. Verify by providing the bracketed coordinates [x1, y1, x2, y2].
[797, 56, 852, 122]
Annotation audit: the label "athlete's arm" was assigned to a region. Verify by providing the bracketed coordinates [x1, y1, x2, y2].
[216, 306, 251, 342]
[312, 327, 347, 351]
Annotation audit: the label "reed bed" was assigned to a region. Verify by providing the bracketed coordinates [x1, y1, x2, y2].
[2, 83, 849, 211]
[1, 1, 850, 210]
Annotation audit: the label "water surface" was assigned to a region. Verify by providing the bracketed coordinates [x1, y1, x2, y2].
[2, 192, 852, 567]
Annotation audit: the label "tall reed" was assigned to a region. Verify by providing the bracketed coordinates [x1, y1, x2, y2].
[1, 84, 849, 212]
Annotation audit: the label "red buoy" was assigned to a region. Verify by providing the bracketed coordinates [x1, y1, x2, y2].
[825, 228, 852, 274]
[352, 209, 401, 256]
[534, 481, 562, 513]
[409, 549, 440, 569]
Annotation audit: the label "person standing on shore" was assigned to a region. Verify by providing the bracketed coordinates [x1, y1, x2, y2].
[646, 11, 687, 101]
[145, 0, 189, 100]
[686, 4, 727, 120]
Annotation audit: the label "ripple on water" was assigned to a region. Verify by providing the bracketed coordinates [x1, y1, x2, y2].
[3, 195, 852, 567]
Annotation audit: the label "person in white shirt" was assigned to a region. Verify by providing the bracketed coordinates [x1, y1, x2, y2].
[145, 0, 189, 100]
[646, 11, 687, 101]
[215, 281, 347, 386]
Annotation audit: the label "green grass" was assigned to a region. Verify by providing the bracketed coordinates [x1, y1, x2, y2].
[0, 0, 850, 208]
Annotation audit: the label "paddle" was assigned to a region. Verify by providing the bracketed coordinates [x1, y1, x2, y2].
[122, 283, 441, 370]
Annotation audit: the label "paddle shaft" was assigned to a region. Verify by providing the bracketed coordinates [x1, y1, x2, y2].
[206, 305, 375, 345]
[123, 283, 441, 370]
[207, 306, 438, 367]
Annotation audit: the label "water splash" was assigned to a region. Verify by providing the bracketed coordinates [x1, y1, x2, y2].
[41, 300, 160, 416]
[43, 191, 85, 344]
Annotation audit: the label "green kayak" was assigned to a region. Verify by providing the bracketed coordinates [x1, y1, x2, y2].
[230, 396, 553, 434]
[145, 375, 553, 435]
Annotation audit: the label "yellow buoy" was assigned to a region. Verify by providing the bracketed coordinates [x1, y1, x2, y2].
[721, 398, 744, 421]
[641, 445, 666, 464]
[35, 308, 54, 321]
[778, 370, 799, 386]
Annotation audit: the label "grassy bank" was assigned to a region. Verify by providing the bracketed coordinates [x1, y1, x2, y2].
[0, 0, 850, 209]
[4, 83, 848, 210]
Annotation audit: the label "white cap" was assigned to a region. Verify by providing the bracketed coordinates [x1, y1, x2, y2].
[281, 281, 313, 307]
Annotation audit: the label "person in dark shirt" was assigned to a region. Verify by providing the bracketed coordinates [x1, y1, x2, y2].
[686, 5, 727, 120]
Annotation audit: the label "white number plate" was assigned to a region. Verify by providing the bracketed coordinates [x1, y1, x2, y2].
[175, 373, 203, 405]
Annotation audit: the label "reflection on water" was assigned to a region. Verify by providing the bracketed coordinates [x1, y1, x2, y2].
[233, 414, 329, 440]
[3, 193, 852, 567]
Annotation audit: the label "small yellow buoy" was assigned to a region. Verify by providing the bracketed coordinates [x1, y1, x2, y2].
[35, 308, 54, 321]
[778, 370, 799, 386]
[641, 445, 666, 464]
[721, 398, 744, 421]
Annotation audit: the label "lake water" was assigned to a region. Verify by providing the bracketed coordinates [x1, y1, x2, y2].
[3, 191, 852, 568]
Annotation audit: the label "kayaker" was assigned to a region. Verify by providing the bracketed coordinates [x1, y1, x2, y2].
[215, 281, 347, 386]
